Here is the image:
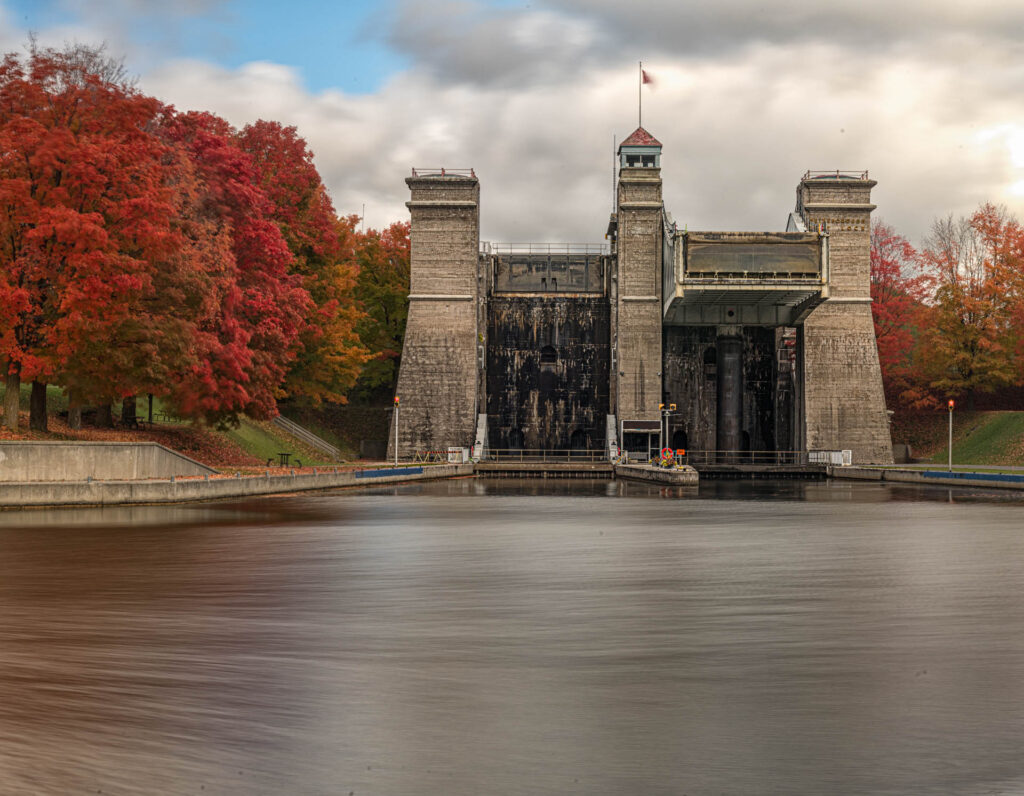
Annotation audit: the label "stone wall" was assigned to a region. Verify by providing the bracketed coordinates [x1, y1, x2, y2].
[798, 176, 893, 464]
[390, 174, 481, 457]
[615, 168, 664, 422]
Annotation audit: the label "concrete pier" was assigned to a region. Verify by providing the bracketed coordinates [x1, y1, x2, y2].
[614, 464, 699, 486]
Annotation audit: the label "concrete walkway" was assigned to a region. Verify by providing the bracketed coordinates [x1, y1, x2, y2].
[0, 464, 473, 509]
[831, 466, 1024, 490]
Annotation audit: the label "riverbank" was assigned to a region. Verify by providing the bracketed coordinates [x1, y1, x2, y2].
[0, 464, 473, 509]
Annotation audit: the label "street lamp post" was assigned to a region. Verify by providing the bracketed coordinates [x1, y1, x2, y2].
[658, 404, 665, 457]
[658, 403, 677, 464]
[948, 399, 954, 472]
[393, 396, 400, 466]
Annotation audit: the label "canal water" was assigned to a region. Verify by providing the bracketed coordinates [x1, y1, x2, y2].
[2, 479, 1024, 795]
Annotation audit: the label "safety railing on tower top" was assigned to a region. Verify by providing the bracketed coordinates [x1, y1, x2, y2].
[410, 167, 476, 177]
[802, 170, 870, 181]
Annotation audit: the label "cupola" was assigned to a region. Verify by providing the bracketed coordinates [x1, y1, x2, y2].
[618, 127, 662, 169]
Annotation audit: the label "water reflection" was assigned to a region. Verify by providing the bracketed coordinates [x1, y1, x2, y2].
[1, 478, 1024, 794]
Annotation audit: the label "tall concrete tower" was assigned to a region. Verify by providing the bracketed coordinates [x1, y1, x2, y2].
[389, 170, 481, 459]
[797, 173, 893, 463]
[614, 128, 664, 443]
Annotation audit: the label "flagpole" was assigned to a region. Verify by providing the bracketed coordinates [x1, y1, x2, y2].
[638, 61, 642, 128]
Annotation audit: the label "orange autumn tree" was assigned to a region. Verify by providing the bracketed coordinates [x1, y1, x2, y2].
[237, 120, 367, 405]
[918, 204, 1023, 407]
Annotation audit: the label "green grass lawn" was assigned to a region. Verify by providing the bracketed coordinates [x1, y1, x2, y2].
[0, 383, 71, 414]
[926, 411, 1024, 466]
[222, 417, 332, 467]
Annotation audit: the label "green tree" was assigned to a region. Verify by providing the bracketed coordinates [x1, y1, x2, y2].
[350, 221, 410, 402]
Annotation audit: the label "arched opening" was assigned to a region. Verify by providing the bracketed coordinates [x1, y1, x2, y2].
[508, 428, 524, 451]
[569, 428, 588, 453]
[540, 345, 557, 366]
[671, 429, 688, 452]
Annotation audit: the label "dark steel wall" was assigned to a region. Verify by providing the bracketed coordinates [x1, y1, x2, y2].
[662, 327, 787, 452]
[486, 297, 610, 450]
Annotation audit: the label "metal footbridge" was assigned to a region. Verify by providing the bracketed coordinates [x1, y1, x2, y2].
[663, 230, 828, 326]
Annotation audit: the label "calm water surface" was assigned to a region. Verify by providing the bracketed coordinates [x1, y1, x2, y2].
[2, 479, 1024, 794]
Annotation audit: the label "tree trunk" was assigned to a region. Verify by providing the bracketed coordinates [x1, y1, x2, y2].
[122, 395, 137, 425]
[67, 390, 82, 430]
[29, 381, 48, 431]
[95, 403, 114, 428]
[147, 393, 154, 423]
[3, 359, 20, 431]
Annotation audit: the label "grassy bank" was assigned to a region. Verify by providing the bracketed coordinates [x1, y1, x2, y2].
[892, 410, 1024, 466]
[0, 384, 337, 469]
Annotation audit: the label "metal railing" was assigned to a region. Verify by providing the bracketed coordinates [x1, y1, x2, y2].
[272, 415, 342, 461]
[485, 242, 609, 255]
[410, 167, 476, 178]
[622, 450, 811, 466]
[802, 170, 869, 181]
[486, 448, 609, 463]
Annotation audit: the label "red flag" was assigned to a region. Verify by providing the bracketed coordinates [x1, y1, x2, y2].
[641, 69, 655, 86]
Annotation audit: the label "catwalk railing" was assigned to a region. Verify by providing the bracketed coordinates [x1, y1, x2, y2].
[484, 449, 609, 463]
[619, 450, 815, 466]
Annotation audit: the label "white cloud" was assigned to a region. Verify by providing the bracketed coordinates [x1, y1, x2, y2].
[143, 32, 1024, 248]
[6, 0, 1024, 247]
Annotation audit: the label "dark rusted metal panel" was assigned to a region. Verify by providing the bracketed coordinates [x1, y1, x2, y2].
[716, 335, 743, 452]
[662, 326, 790, 454]
[492, 254, 608, 294]
[686, 242, 820, 275]
[486, 297, 610, 451]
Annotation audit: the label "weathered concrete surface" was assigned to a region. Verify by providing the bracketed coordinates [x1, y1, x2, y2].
[486, 297, 610, 450]
[830, 466, 1024, 490]
[614, 464, 699, 485]
[661, 326, 786, 453]
[0, 442, 216, 482]
[616, 163, 663, 424]
[390, 174, 481, 459]
[798, 176, 893, 465]
[0, 464, 473, 508]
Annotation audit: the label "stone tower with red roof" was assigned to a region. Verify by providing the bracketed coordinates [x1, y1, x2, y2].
[613, 127, 665, 446]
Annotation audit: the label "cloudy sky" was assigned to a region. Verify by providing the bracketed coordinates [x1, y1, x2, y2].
[3, 0, 1024, 247]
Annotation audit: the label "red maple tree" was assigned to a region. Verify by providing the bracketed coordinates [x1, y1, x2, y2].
[237, 120, 367, 405]
[869, 220, 932, 407]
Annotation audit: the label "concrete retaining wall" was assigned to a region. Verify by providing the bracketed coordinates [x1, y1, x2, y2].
[831, 466, 1024, 490]
[0, 464, 473, 508]
[0, 442, 216, 482]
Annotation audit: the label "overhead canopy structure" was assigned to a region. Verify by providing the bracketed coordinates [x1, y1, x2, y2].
[663, 231, 829, 326]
